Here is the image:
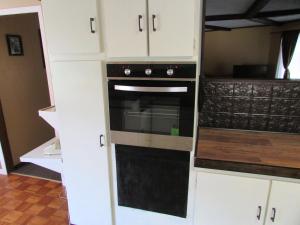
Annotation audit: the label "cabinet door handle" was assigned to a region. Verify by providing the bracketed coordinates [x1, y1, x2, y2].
[152, 14, 157, 32]
[257, 206, 262, 220]
[138, 15, 143, 32]
[270, 208, 276, 222]
[90, 18, 96, 33]
[100, 135, 105, 148]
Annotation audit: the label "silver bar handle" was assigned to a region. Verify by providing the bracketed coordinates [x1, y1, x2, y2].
[114, 85, 188, 93]
[152, 15, 157, 32]
[90, 18, 96, 33]
[138, 15, 143, 32]
[257, 206, 262, 220]
[100, 134, 104, 148]
[270, 208, 276, 222]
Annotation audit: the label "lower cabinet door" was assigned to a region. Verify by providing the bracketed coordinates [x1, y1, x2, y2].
[194, 172, 270, 225]
[265, 181, 300, 225]
[51, 61, 112, 225]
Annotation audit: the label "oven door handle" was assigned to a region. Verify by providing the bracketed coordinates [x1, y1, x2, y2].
[114, 85, 188, 93]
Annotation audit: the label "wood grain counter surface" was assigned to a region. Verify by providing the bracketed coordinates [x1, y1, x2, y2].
[195, 128, 300, 178]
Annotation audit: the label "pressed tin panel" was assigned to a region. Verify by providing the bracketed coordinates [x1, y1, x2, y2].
[199, 79, 300, 133]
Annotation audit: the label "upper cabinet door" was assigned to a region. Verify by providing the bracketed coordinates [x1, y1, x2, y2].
[148, 0, 195, 57]
[102, 0, 148, 58]
[195, 172, 270, 225]
[42, 0, 101, 55]
[265, 181, 300, 225]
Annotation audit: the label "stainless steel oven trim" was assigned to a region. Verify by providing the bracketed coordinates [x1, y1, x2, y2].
[110, 131, 193, 152]
[114, 85, 188, 93]
[107, 77, 196, 82]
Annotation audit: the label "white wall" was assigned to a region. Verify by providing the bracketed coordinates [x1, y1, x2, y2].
[204, 26, 272, 76]
[204, 21, 300, 77]
[0, 0, 40, 9]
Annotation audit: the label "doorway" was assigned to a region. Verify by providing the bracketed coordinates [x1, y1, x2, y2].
[0, 10, 59, 181]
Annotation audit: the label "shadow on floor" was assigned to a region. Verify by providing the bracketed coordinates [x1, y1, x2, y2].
[12, 163, 61, 182]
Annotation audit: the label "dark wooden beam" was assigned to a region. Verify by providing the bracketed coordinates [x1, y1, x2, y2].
[206, 14, 243, 21]
[206, 9, 300, 21]
[245, 0, 272, 18]
[250, 18, 282, 26]
[205, 24, 272, 32]
[205, 25, 231, 31]
[256, 9, 300, 18]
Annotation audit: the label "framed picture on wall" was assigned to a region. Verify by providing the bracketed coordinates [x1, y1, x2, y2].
[6, 34, 24, 56]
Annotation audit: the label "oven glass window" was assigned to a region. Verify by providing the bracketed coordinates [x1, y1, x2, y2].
[122, 98, 180, 135]
[109, 81, 195, 137]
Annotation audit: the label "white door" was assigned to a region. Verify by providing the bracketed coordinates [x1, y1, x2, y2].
[51, 61, 112, 225]
[102, 0, 148, 57]
[0, 141, 8, 175]
[42, 0, 102, 55]
[194, 172, 270, 225]
[0, 102, 8, 175]
[148, 0, 195, 57]
[265, 181, 300, 225]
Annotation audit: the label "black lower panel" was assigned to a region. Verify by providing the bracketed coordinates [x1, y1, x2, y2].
[116, 145, 190, 218]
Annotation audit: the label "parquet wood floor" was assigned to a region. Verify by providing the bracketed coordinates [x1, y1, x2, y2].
[0, 174, 69, 225]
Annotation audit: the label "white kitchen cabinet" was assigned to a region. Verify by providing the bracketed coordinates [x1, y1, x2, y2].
[42, 0, 102, 55]
[51, 61, 112, 225]
[148, 0, 195, 57]
[102, 0, 196, 58]
[102, 0, 148, 57]
[265, 181, 300, 225]
[194, 172, 270, 225]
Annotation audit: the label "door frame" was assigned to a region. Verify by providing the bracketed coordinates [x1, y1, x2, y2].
[0, 5, 55, 174]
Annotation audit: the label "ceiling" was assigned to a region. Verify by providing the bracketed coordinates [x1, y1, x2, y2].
[205, 0, 300, 31]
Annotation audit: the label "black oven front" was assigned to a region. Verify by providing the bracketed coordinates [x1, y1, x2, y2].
[107, 63, 196, 151]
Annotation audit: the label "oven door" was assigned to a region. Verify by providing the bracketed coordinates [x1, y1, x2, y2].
[108, 80, 195, 151]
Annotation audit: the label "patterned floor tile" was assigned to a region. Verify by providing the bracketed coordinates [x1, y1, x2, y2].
[0, 175, 69, 225]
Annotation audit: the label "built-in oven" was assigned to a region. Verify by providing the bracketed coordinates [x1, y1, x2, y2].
[107, 63, 196, 218]
[108, 63, 196, 152]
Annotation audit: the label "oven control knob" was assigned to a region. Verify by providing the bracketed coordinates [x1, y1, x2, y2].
[167, 69, 174, 76]
[124, 69, 131, 76]
[145, 69, 152, 76]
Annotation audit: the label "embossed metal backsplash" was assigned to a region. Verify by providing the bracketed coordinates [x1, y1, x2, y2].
[199, 79, 300, 133]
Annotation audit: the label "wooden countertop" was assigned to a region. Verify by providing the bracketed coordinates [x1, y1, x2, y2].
[196, 128, 300, 173]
